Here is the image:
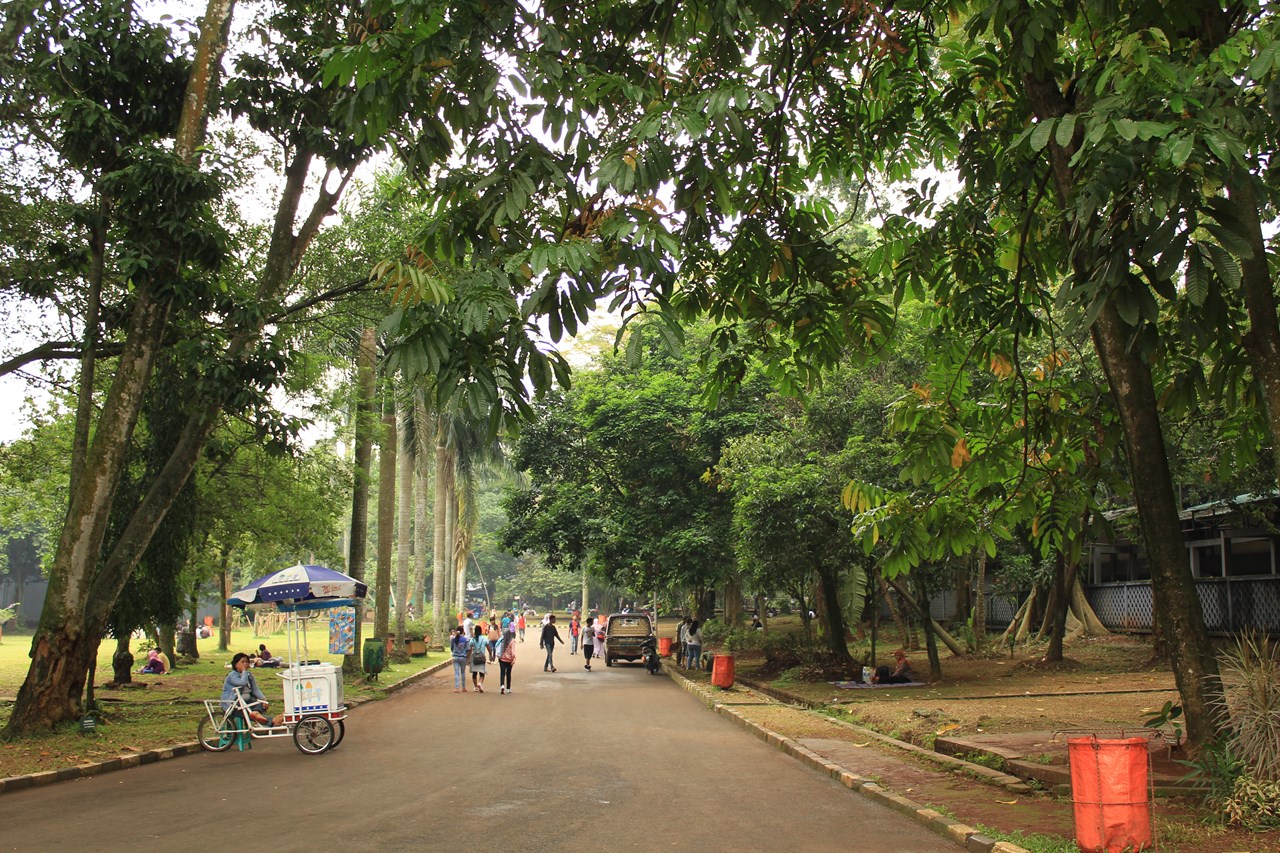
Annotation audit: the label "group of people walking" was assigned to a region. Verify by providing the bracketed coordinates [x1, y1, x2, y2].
[449, 610, 614, 694]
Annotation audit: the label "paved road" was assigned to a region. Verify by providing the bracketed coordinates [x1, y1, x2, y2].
[0, 652, 952, 852]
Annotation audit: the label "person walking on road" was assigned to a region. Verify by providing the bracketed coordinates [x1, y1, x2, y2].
[517, 612, 526, 642]
[568, 615, 580, 655]
[676, 615, 691, 667]
[540, 614, 563, 672]
[685, 620, 704, 671]
[470, 625, 491, 692]
[581, 616, 595, 671]
[595, 619, 607, 661]
[450, 626, 471, 692]
[496, 630, 517, 693]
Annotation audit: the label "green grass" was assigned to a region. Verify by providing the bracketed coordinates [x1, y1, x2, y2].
[0, 626, 444, 777]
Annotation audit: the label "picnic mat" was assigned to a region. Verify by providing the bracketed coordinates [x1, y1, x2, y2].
[830, 681, 926, 689]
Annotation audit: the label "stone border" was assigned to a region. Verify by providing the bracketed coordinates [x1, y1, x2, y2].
[665, 667, 1030, 853]
[0, 658, 451, 796]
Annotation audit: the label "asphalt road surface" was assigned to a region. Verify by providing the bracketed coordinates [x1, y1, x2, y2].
[0, 651, 953, 852]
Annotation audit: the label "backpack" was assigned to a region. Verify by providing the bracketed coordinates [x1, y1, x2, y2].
[470, 639, 487, 665]
[499, 638, 516, 663]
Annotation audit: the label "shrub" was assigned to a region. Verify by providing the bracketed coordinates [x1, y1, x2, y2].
[402, 617, 435, 642]
[1222, 775, 1280, 830]
[1217, 631, 1280, 783]
[699, 618, 728, 643]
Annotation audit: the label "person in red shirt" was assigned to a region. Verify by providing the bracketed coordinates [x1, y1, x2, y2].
[568, 616, 581, 655]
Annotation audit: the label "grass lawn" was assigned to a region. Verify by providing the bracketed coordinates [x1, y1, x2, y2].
[0, 626, 444, 778]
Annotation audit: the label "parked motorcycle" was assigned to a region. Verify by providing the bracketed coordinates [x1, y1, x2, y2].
[640, 637, 661, 675]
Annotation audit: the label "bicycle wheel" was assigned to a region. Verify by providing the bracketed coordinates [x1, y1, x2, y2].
[329, 718, 346, 750]
[292, 715, 335, 754]
[197, 716, 234, 752]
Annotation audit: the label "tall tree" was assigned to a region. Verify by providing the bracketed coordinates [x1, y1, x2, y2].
[343, 326, 376, 676]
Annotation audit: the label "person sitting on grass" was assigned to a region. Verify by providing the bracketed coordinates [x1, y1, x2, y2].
[871, 649, 915, 684]
[222, 652, 282, 726]
[254, 644, 280, 667]
[138, 649, 167, 674]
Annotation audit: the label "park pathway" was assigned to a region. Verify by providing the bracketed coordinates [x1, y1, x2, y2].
[0, 651, 954, 852]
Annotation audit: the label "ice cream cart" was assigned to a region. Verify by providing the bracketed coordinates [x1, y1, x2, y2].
[198, 564, 366, 755]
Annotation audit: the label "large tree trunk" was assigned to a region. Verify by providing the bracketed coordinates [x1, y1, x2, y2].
[374, 402, 395, 645]
[343, 326, 377, 677]
[395, 396, 413, 652]
[218, 552, 231, 652]
[413, 465, 429, 623]
[1089, 304, 1224, 746]
[973, 552, 987, 644]
[723, 573, 743, 627]
[111, 635, 133, 684]
[1069, 577, 1109, 636]
[879, 575, 913, 649]
[816, 566, 857, 672]
[1043, 551, 1075, 662]
[431, 422, 449, 644]
[581, 567, 589, 620]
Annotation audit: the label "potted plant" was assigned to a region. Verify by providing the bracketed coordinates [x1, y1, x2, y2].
[404, 617, 430, 656]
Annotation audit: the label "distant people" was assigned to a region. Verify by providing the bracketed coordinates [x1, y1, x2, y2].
[676, 616, 692, 667]
[197, 624, 211, 639]
[872, 649, 915, 684]
[501, 611, 512, 634]
[254, 644, 280, 668]
[496, 629, 517, 694]
[685, 620, 704, 671]
[488, 617, 502, 649]
[462, 611, 475, 637]
[222, 653, 280, 725]
[750, 613, 763, 631]
[568, 615, 581, 655]
[139, 649, 166, 675]
[450, 626, 471, 693]
[540, 614, 563, 672]
[517, 612, 526, 642]
[470, 625, 490, 693]
[582, 617, 596, 671]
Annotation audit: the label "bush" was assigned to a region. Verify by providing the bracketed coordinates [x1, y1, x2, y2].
[1223, 775, 1280, 830]
[699, 618, 728, 643]
[402, 617, 435, 642]
[1217, 631, 1280, 783]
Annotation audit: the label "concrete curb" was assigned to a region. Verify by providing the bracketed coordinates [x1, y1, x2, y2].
[664, 667, 1030, 853]
[0, 658, 452, 796]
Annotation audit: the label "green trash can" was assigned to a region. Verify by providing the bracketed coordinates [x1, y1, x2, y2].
[363, 637, 385, 679]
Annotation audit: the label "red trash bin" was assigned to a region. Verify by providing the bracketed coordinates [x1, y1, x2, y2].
[711, 654, 735, 689]
[658, 637, 673, 657]
[1068, 736, 1153, 853]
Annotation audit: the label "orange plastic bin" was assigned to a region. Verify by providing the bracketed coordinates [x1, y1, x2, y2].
[711, 654, 735, 689]
[1068, 735, 1153, 853]
[658, 637, 673, 657]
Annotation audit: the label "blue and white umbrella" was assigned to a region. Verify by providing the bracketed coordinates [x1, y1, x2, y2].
[228, 564, 367, 608]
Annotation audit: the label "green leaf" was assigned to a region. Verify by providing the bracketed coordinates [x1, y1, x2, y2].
[1184, 253, 1209, 306]
[1167, 134, 1194, 168]
[1029, 119, 1055, 151]
[1054, 114, 1077, 147]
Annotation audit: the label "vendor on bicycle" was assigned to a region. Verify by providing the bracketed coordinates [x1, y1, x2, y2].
[223, 652, 282, 726]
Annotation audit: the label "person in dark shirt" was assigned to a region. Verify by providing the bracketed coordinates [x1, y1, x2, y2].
[540, 614, 563, 672]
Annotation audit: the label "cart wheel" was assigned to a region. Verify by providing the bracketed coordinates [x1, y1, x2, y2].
[329, 719, 346, 750]
[605, 656, 613, 667]
[293, 715, 335, 754]
[197, 716, 233, 752]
